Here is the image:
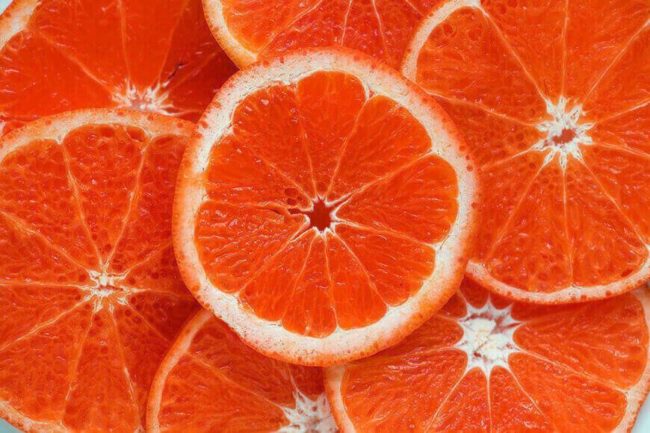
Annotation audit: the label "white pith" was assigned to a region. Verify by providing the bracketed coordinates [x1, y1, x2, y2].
[203, 0, 258, 67]
[0, 0, 38, 48]
[326, 289, 650, 433]
[175, 49, 477, 365]
[456, 300, 520, 374]
[534, 97, 593, 169]
[112, 83, 176, 117]
[277, 390, 337, 433]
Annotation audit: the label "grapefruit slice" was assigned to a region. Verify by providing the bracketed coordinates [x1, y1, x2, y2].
[326, 279, 650, 432]
[0, 0, 237, 135]
[146, 310, 338, 432]
[0, 109, 199, 432]
[173, 48, 477, 366]
[403, 0, 650, 303]
[201, 0, 443, 68]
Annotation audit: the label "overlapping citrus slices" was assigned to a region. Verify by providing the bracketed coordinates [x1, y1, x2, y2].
[147, 310, 338, 433]
[0, 0, 237, 135]
[0, 109, 198, 432]
[202, 0, 444, 68]
[326, 279, 650, 432]
[173, 48, 478, 366]
[403, 0, 650, 303]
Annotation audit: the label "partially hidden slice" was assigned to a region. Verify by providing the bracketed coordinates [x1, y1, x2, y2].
[0, 0, 237, 135]
[202, 0, 444, 68]
[326, 279, 650, 432]
[0, 109, 199, 433]
[147, 310, 338, 433]
[403, 0, 650, 303]
[173, 48, 477, 366]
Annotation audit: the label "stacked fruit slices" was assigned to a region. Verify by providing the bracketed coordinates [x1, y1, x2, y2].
[0, 0, 649, 432]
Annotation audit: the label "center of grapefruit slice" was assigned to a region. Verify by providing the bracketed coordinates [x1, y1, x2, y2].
[112, 83, 175, 116]
[280, 390, 337, 433]
[457, 299, 520, 374]
[289, 199, 337, 233]
[534, 98, 593, 167]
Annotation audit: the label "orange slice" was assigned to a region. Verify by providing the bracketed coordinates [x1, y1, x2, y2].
[173, 48, 477, 366]
[146, 310, 338, 432]
[326, 279, 650, 432]
[403, 0, 650, 303]
[0, 0, 237, 135]
[202, 0, 444, 68]
[0, 109, 199, 432]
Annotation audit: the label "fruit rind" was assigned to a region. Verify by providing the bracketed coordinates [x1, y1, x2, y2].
[173, 47, 478, 366]
[201, 0, 257, 67]
[0, 0, 38, 48]
[146, 310, 210, 433]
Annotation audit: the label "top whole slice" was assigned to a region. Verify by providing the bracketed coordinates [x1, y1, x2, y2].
[173, 48, 478, 366]
[0, 0, 237, 135]
[201, 0, 444, 68]
[403, 0, 650, 303]
[0, 109, 198, 433]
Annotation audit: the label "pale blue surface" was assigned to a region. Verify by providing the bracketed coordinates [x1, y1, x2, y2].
[0, 0, 648, 431]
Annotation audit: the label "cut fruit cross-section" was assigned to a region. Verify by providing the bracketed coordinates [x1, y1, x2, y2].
[202, 0, 444, 68]
[173, 48, 478, 366]
[326, 279, 650, 432]
[146, 310, 338, 433]
[403, 0, 650, 303]
[0, 0, 237, 135]
[0, 109, 199, 433]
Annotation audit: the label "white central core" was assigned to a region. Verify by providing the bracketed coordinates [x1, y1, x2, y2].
[533, 97, 593, 168]
[87, 270, 127, 311]
[278, 391, 337, 433]
[112, 82, 175, 116]
[456, 300, 521, 373]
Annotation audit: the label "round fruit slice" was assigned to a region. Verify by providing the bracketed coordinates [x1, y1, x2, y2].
[146, 310, 338, 433]
[202, 0, 444, 68]
[0, 109, 199, 433]
[326, 279, 650, 432]
[0, 0, 237, 135]
[174, 48, 477, 366]
[402, 0, 650, 303]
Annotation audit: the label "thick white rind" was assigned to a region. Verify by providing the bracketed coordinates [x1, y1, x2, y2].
[0, 0, 38, 48]
[325, 287, 650, 433]
[146, 310, 212, 433]
[0, 108, 193, 163]
[201, 0, 257, 67]
[402, 0, 481, 81]
[174, 47, 478, 366]
[467, 259, 650, 305]
[618, 288, 650, 433]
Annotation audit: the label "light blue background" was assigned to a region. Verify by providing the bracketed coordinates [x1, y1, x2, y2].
[0, 0, 648, 431]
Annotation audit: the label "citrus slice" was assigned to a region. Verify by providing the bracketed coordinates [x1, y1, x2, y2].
[146, 310, 338, 432]
[173, 48, 477, 366]
[0, 109, 199, 433]
[326, 279, 650, 432]
[202, 0, 444, 68]
[0, 0, 237, 135]
[403, 0, 650, 303]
